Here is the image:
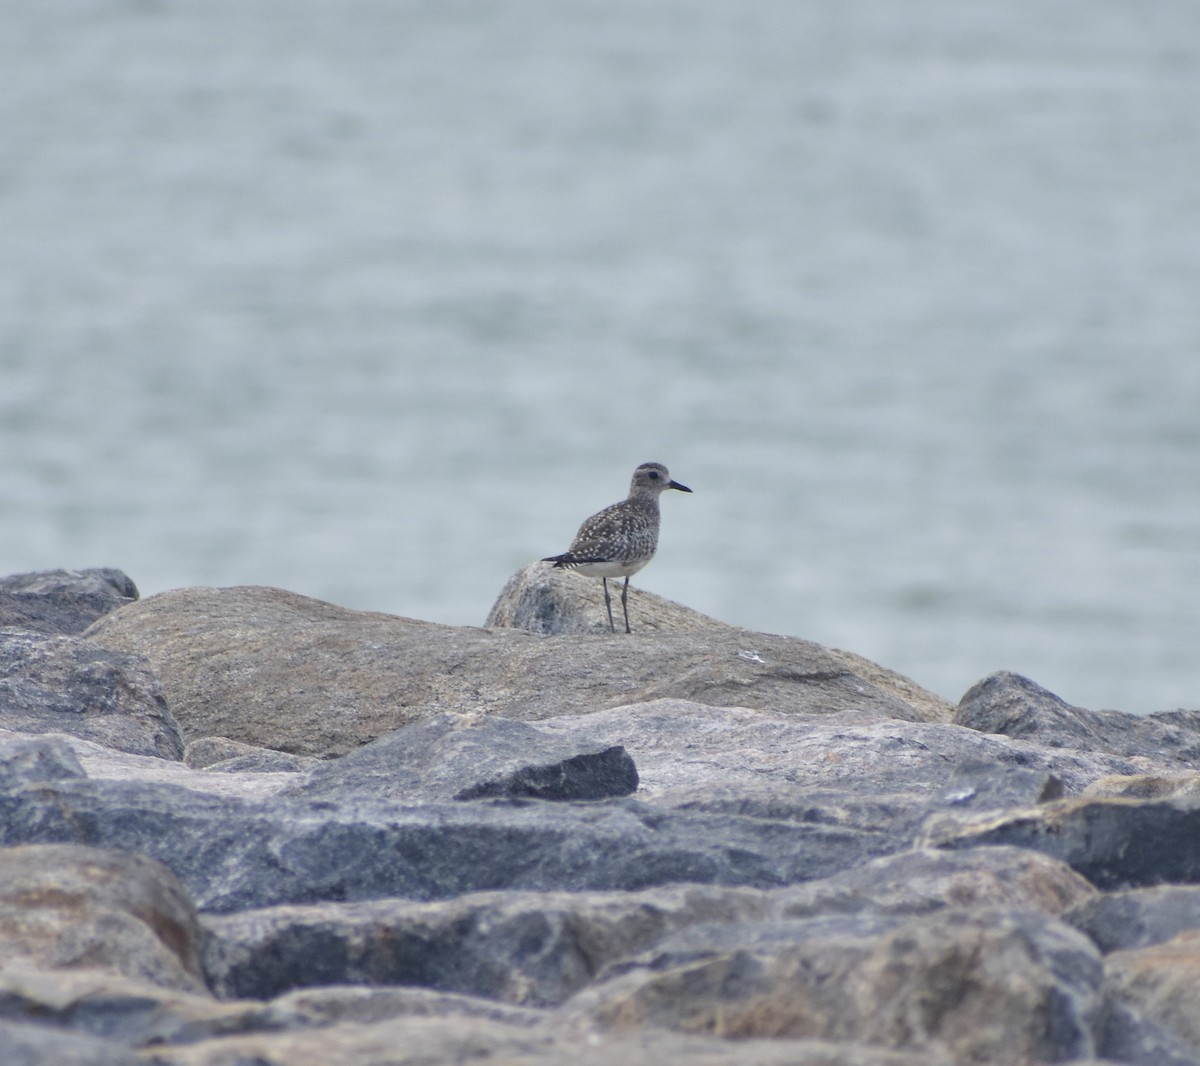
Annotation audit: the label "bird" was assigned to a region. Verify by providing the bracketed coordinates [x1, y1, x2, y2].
[542, 461, 692, 633]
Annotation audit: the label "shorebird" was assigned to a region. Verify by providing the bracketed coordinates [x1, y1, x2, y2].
[543, 461, 692, 633]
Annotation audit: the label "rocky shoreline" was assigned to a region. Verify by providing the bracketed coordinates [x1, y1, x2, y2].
[3, 566, 1200, 1065]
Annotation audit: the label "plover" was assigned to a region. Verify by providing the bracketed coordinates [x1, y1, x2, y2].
[543, 461, 692, 633]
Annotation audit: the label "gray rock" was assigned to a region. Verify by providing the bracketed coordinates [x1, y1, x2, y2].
[1095, 1001, 1200, 1066]
[142, 1018, 951, 1066]
[533, 699, 1151, 800]
[1065, 885, 1200, 953]
[0, 1020, 144, 1066]
[490, 564, 955, 718]
[1083, 771, 1200, 800]
[183, 736, 317, 772]
[926, 758, 1064, 810]
[82, 585, 949, 758]
[286, 713, 637, 802]
[559, 908, 1106, 1066]
[0, 844, 207, 994]
[0, 778, 904, 914]
[201, 883, 773, 1004]
[0, 734, 88, 788]
[923, 796, 1200, 889]
[774, 845, 1095, 920]
[957, 671, 1200, 768]
[1104, 934, 1200, 1057]
[0, 568, 138, 636]
[0, 629, 183, 759]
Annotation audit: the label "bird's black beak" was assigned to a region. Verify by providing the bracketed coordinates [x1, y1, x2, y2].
[668, 480, 692, 493]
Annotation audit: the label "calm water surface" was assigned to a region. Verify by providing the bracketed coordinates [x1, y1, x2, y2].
[2, 1, 1199, 712]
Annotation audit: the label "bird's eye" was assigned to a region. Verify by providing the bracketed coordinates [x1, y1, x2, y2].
[647, 470, 660, 480]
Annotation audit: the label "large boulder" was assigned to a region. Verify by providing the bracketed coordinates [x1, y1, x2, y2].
[83, 585, 951, 758]
[0, 628, 183, 759]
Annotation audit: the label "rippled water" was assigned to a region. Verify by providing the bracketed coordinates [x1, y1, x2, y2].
[3, 1, 1199, 712]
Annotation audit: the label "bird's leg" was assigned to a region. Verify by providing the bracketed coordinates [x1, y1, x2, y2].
[621, 577, 631, 634]
[602, 578, 616, 633]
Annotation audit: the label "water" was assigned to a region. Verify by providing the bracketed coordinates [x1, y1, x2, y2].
[2, 0, 1199, 713]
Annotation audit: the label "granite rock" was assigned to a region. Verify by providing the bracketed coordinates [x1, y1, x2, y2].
[83, 585, 950, 758]
[285, 712, 638, 802]
[0, 628, 182, 759]
[923, 795, 1200, 889]
[1065, 884, 1200, 953]
[0, 779, 905, 914]
[1105, 932, 1200, 1056]
[0, 568, 138, 636]
[957, 670, 1200, 768]
[0, 843, 208, 993]
[560, 909, 1106, 1065]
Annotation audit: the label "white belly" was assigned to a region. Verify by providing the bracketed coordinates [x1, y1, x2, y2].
[570, 558, 650, 579]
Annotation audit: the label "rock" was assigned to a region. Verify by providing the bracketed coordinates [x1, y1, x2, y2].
[486, 561, 728, 636]
[1065, 885, 1200, 953]
[0, 1019, 144, 1066]
[202, 883, 773, 1004]
[560, 909, 1106, 1066]
[0, 729, 301, 802]
[0, 629, 183, 759]
[285, 713, 638, 802]
[957, 671, 1200, 768]
[0, 777, 912, 913]
[922, 796, 1200, 889]
[1083, 772, 1200, 800]
[0, 735, 88, 789]
[1105, 932, 1200, 1056]
[0, 568, 138, 636]
[83, 585, 949, 758]
[196, 847, 1091, 1006]
[0, 843, 208, 993]
[489, 564, 954, 722]
[144, 1019, 950, 1066]
[532, 699, 1150, 800]
[774, 845, 1095, 919]
[183, 736, 317, 773]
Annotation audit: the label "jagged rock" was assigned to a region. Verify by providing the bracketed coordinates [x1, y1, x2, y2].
[200, 847, 1093, 1006]
[285, 713, 637, 802]
[0, 629, 182, 759]
[1065, 885, 1200, 953]
[0, 844, 207, 993]
[957, 671, 1200, 767]
[922, 796, 1200, 889]
[0, 568, 138, 636]
[0, 778, 906, 913]
[202, 883, 773, 1004]
[559, 909, 1106, 1065]
[83, 585, 949, 758]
